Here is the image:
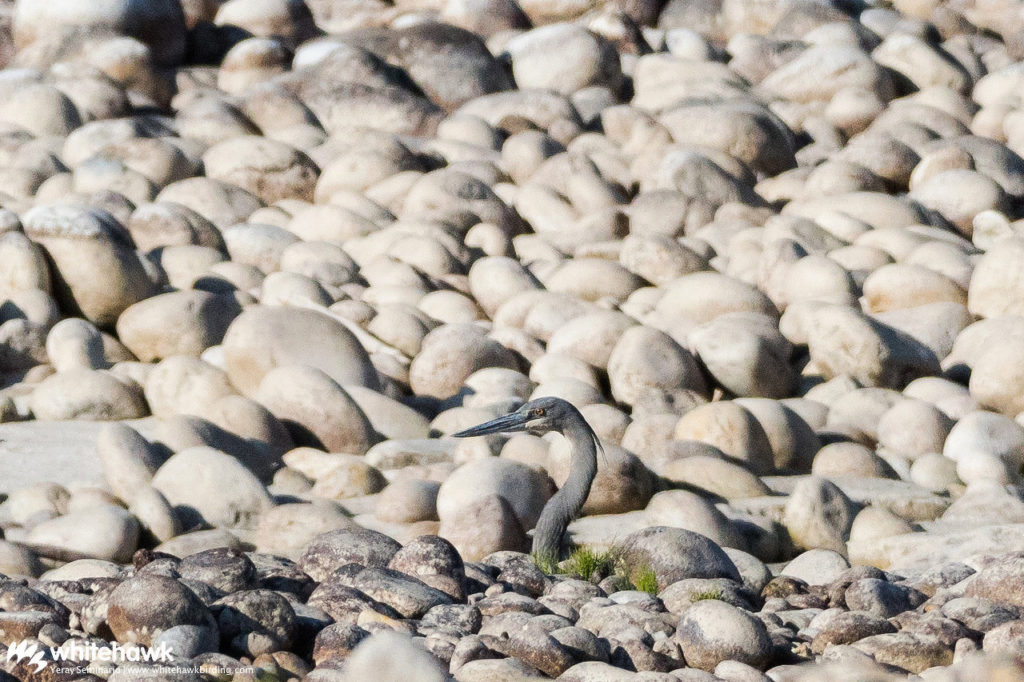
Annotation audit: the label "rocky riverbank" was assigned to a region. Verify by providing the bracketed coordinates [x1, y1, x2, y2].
[1, 0, 1024, 679]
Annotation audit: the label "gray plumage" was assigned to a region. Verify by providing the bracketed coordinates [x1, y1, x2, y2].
[451, 397, 601, 560]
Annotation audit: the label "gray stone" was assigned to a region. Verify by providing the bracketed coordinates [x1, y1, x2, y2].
[298, 527, 402, 582]
[107, 574, 214, 646]
[782, 477, 857, 556]
[808, 609, 896, 654]
[674, 600, 772, 672]
[618, 526, 740, 591]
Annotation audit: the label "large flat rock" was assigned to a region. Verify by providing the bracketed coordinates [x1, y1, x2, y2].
[0, 419, 157, 494]
[849, 523, 1024, 573]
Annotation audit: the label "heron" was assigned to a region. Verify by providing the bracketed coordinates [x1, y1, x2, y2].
[452, 397, 601, 562]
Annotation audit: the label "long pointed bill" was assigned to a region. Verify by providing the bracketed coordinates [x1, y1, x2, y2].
[451, 412, 529, 438]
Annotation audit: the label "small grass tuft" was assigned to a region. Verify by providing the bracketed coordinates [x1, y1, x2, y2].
[563, 545, 619, 582]
[534, 542, 662, 595]
[633, 566, 659, 595]
[531, 550, 560, 575]
[689, 587, 724, 602]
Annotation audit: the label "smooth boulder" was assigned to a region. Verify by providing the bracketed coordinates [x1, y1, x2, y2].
[221, 306, 380, 395]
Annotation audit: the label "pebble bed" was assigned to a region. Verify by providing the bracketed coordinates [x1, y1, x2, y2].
[1, 0, 1024, 680]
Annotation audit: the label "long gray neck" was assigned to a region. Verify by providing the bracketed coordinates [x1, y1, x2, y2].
[532, 416, 598, 561]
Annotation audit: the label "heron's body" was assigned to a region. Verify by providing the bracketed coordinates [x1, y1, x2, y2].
[452, 397, 600, 561]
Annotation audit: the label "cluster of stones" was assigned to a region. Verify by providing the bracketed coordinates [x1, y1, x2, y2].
[0, 527, 1023, 681]
[0, 0, 1023, 677]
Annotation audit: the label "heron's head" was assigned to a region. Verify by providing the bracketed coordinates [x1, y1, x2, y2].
[451, 397, 575, 437]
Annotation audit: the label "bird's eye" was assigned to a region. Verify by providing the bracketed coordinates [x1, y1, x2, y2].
[532, 408, 545, 418]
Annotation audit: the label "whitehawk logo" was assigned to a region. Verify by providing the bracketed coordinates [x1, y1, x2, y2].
[6, 639, 174, 673]
[6, 640, 47, 672]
